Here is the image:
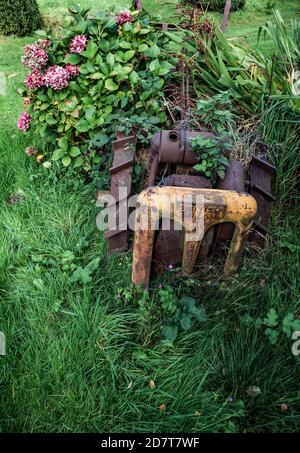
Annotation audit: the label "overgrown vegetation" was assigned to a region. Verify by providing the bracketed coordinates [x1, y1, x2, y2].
[0, 0, 43, 37]
[18, 5, 179, 171]
[0, 0, 300, 434]
[183, 0, 246, 12]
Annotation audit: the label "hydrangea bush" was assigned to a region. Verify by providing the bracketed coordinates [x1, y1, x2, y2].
[18, 5, 180, 170]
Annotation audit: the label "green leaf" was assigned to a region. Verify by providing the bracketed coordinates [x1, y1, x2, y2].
[64, 53, 81, 65]
[264, 308, 278, 328]
[62, 156, 71, 167]
[180, 314, 192, 331]
[105, 79, 118, 91]
[83, 40, 98, 59]
[149, 58, 160, 72]
[52, 148, 65, 161]
[265, 328, 279, 345]
[158, 67, 170, 76]
[119, 41, 132, 49]
[98, 39, 109, 52]
[58, 136, 68, 151]
[180, 295, 196, 310]
[74, 156, 84, 168]
[162, 324, 178, 342]
[191, 306, 208, 322]
[69, 147, 81, 157]
[147, 44, 160, 58]
[106, 52, 115, 67]
[123, 50, 135, 62]
[138, 43, 148, 52]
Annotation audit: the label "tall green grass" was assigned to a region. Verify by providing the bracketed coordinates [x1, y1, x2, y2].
[0, 0, 300, 434]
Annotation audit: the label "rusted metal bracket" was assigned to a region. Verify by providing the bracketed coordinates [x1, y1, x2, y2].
[105, 131, 136, 254]
[132, 187, 257, 288]
[153, 174, 212, 269]
[248, 155, 275, 246]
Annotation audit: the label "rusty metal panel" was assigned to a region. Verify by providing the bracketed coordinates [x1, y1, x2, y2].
[105, 131, 136, 254]
[249, 155, 275, 246]
[153, 174, 212, 270]
[216, 160, 245, 241]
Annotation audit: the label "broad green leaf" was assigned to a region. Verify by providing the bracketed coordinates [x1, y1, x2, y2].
[64, 54, 81, 65]
[129, 70, 139, 84]
[162, 324, 178, 342]
[83, 40, 98, 59]
[123, 50, 135, 62]
[74, 156, 84, 168]
[105, 79, 118, 91]
[138, 43, 148, 52]
[106, 52, 115, 67]
[62, 156, 71, 167]
[69, 147, 81, 157]
[180, 314, 192, 331]
[119, 41, 132, 49]
[52, 148, 65, 161]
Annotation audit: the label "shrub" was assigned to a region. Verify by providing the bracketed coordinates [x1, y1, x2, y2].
[183, 0, 246, 13]
[18, 5, 181, 171]
[0, 0, 43, 37]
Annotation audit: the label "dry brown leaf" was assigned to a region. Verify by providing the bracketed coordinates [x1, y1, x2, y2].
[280, 403, 288, 413]
[246, 386, 261, 398]
[159, 403, 166, 411]
[149, 380, 156, 389]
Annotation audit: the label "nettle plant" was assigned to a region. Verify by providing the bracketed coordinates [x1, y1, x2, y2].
[18, 4, 179, 171]
[190, 92, 234, 183]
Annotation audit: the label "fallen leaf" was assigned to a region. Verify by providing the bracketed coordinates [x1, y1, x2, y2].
[149, 380, 156, 389]
[280, 403, 288, 413]
[246, 386, 261, 398]
[127, 381, 133, 390]
[159, 403, 166, 411]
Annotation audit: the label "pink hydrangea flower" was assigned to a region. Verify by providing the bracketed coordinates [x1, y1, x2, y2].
[25, 68, 45, 90]
[70, 35, 88, 54]
[44, 65, 70, 91]
[65, 64, 80, 78]
[25, 146, 38, 156]
[116, 10, 133, 25]
[22, 44, 48, 69]
[17, 112, 32, 132]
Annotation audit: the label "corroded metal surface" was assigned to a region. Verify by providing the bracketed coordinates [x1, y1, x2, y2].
[153, 175, 212, 270]
[248, 155, 275, 246]
[216, 159, 245, 241]
[132, 187, 257, 287]
[149, 130, 215, 166]
[105, 131, 136, 254]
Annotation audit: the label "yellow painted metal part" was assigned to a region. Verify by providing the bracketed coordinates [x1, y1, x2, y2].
[132, 187, 257, 288]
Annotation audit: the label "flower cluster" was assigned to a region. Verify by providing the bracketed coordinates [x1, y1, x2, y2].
[70, 35, 88, 54]
[21, 43, 49, 70]
[25, 146, 38, 156]
[116, 10, 132, 25]
[44, 65, 70, 91]
[24, 68, 44, 90]
[17, 112, 32, 132]
[65, 64, 80, 78]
